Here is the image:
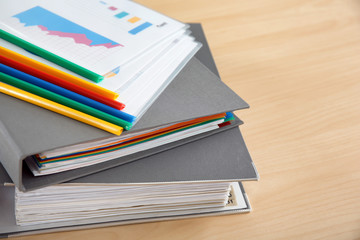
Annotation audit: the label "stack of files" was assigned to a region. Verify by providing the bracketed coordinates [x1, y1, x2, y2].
[0, 0, 249, 190]
[0, 126, 258, 237]
[0, 0, 247, 189]
[0, 0, 202, 129]
[0, 23, 250, 190]
[0, 19, 258, 239]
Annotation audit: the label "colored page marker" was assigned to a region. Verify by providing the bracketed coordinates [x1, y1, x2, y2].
[0, 29, 104, 82]
[0, 71, 132, 130]
[0, 46, 119, 99]
[0, 82, 123, 135]
[0, 55, 125, 110]
[0, 64, 135, 123]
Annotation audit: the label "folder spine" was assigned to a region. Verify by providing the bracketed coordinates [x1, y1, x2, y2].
[0, 119, 23, 190]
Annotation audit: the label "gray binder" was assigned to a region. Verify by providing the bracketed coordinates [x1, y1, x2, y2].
[0, 24, 249, 191]
[0, 126, 258, 237]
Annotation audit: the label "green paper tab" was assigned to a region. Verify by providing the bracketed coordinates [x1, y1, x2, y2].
[0, 29, 104, 82]
[0, 72, 131, 129]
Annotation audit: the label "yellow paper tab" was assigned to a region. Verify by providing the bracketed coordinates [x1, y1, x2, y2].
[0, 46, 119, 99]
[0, 82, 123, 135]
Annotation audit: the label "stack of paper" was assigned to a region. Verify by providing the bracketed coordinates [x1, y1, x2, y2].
[27, 114, 229, 176]
[0, 0, 258, 236]
[0, 0, 201, 131]
[0, 125, 257, 236]
[15, 182, 244, 226]
[0, 0, 245, 176]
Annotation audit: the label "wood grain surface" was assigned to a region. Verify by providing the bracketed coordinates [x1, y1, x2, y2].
[13, 0, 360, 239]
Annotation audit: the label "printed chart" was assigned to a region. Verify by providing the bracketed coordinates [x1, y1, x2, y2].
[3, 6, 123, 67]
[14, 6, 122, 48]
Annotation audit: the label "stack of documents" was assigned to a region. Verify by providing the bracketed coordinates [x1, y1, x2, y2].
[0, 0, 258, 236]
[0, 0, 201, 132]
[0, 0, 240, 176]
[1, 125, 257, 236]
[14, 182, 244, 226]
[27, 113, 231, 176]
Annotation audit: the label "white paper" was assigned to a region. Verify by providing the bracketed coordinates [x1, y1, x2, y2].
[0, 0, 187, 75]
[15, 182, 247, 226]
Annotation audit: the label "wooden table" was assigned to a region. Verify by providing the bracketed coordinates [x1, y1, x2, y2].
[15, 0, 360, 239]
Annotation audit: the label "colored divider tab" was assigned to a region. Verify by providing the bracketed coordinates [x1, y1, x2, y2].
[0, 71, 132, 130]
[0, 82, 123, 135]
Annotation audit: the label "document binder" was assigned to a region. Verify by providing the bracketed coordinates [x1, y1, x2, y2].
[0, 24, 249, 191]
[0, 126, 258, 237]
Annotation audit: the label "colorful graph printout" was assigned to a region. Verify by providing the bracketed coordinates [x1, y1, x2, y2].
[0, 0, 187, 76]
[13, 6, 122, 49]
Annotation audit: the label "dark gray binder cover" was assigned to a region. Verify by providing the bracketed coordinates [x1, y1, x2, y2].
[0, 127, 257, 237]
[0, 24, 249, 191]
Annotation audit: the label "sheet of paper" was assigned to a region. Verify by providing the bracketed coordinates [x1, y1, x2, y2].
[119, 35, 200, 117]
[0, 32, 200, 118]
[0, 0, 187, 75]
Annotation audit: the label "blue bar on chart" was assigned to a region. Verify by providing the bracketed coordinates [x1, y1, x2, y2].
[115, 11, 129, 19]
[128, 22, 153, 35]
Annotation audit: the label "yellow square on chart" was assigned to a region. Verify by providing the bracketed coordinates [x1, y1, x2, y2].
[128, 16, 141, 23]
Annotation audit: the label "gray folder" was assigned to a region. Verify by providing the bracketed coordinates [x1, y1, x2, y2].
[0, 24, 249, 191]
[0, 126, 258, 238]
